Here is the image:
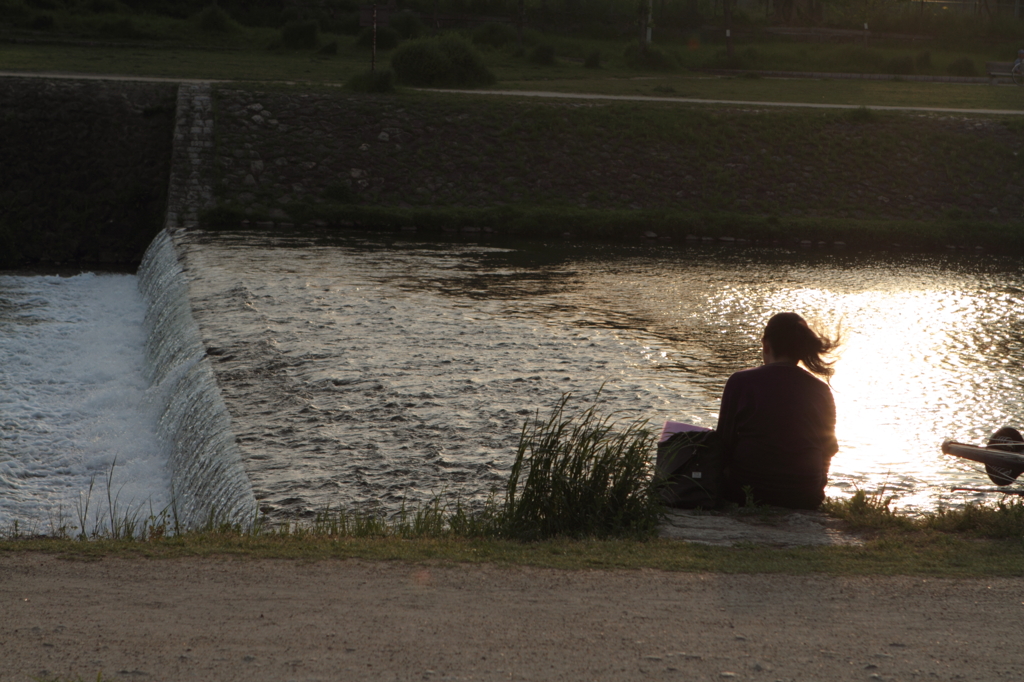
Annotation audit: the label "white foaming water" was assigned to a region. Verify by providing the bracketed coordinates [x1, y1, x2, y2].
[0, 273, 171, 534]
[136, 231, 257, 526]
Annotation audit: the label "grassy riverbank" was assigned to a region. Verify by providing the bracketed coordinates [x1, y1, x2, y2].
[206, 85, 1024, 252]
[3, 486, 1024, 578]
[4, 399, 1022, 577]
[2, 510, 1023, 578]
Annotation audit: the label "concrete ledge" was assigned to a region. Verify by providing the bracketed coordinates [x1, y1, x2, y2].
[659, 508, 862, 547]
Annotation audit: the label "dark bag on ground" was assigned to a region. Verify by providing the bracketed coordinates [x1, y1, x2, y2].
[655, 430, 723, 509]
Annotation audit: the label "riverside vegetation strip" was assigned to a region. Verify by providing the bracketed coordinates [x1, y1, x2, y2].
[209, 86, 1024, 251]
[4, 393, 1024, 576]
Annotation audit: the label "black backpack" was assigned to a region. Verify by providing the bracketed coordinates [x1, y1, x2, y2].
[655, 430, 723, 509]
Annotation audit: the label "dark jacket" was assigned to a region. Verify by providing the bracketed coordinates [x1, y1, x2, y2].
[717, 363, 837, 509]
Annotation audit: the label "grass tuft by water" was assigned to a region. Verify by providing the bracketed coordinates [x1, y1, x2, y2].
[501, 394, 661, 541]
[823, 489, 1024, 540]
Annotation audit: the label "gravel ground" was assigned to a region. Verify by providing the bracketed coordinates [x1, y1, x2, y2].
[3, 555, 1022, 681]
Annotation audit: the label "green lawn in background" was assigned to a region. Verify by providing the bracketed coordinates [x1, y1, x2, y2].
[493, 74, 1024, 111]
[3, 34, 1024, 111]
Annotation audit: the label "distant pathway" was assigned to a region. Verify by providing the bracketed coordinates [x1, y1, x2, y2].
[0, 70, 222, 84]
[2, 70, 1020, 115]
[425, 87, 1024, 116]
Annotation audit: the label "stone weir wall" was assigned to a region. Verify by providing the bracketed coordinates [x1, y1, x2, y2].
[0, 77, 177, 268]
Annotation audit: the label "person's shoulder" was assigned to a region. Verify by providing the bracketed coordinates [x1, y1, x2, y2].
[728, 365, 763, 379]
[725, 365, 768, 386]
[764, 363, 831, 387]
[790, 366, 834, 394]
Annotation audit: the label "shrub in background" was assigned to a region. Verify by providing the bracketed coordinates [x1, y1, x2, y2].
[281, 20, 319, 49]
[529, 43, 556, 65]
[356, 25, 400, 50]
[583, 50, 602, 68]
[947, 57, 976, 77]
[391, 34, 495, 88]
[916, 51, 932, 70]
[389, 10, 425, 40]
[345, 68, 395, 93]
[29, 13, 55, 30]
[198, 4, 234, 33]
[391, 39, 450, 84]
[472, 21, 516, 48]
[318, 40, 338, 55]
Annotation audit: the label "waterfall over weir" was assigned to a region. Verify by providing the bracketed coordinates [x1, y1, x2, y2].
[137, 229, 257, 527]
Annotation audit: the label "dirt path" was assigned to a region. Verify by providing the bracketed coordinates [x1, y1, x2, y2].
[2, 555, 1022, 681]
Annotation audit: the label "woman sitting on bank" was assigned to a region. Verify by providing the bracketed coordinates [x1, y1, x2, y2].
[717, 312, 840, 510]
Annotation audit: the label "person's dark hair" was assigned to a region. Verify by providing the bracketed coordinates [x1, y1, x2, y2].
[763, 312, 840, 378]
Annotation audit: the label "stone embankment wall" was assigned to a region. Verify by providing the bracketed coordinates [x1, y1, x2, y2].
[211, 88, 1023, 234]
[0, 77, 175, 267]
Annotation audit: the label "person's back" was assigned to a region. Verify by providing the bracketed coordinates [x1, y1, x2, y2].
[716, 312, 839, 510]
[718, 363, 836, 509]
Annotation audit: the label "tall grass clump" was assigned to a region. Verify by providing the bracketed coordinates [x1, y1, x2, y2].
[821, 489, 912, 531]
[499, 395, 661, 540]
[824, 490, 1024, 540]
[391, 34, 495, 88]
[924, 497, 1024, 539]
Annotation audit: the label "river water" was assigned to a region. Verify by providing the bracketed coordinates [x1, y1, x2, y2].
[176, 229, 1024, 517]
[3, 231, 1023, 530]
